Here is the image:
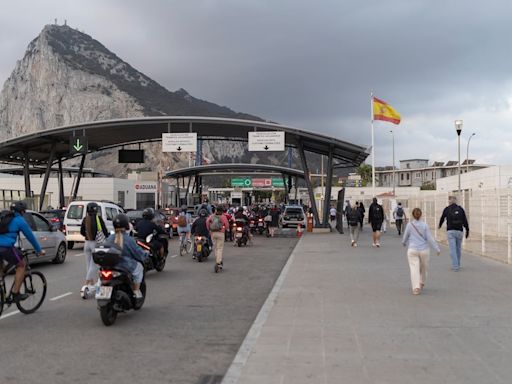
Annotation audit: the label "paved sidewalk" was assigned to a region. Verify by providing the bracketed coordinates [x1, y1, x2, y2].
[225, 228, 512, 384]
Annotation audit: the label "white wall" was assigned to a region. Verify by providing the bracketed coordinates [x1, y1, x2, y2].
[436, 165, 512, 192]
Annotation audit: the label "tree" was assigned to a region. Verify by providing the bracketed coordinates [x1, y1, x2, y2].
[356, 164, 373, 187]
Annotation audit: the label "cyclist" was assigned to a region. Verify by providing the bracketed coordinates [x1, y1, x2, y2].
[136, 208, 167, 257]
[177, 205, 192, 246]
[0, 201, 45, 302]
[107, 214, 148, 299]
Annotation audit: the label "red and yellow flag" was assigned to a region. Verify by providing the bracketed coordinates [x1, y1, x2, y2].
[372, 97, 401, 125]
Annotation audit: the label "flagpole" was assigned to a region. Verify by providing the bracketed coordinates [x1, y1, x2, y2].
[371, 91, 375, 197]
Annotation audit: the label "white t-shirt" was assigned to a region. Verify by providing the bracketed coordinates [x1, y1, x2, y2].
[329, 208, 337, 217]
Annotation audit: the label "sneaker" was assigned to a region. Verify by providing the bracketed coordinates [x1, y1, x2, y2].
[376, 243, 381, 248]
[351, 240, 355, 247]
[133, 290, 143, 299]
[372, 243, 376, 247]
[11, 292, 29, 302]
[354, 243, 358, 247]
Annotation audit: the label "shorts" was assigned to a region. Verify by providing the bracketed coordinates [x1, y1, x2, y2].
[178, 225, 190, 234]
[371, 222, 383, 232]
[0, 247, 25, 267]
[330, 215, 336, 221]
[132, 262, 144, 284]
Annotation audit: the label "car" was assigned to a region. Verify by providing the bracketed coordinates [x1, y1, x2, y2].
[280, 205, 307, 228]
[17, 210, 67, 265]
[64, 201, 125, 249]
[127, 209, 171, 235]
[40, 209, 66, 232]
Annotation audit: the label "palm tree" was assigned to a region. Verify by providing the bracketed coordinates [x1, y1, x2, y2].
[356, 164, 373, 187]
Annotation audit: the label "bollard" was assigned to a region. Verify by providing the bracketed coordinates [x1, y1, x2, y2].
[297, 223, 303, 238]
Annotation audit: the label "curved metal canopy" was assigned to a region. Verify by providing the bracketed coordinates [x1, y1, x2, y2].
[165, 163, 305, 179]
[0, 116, 369, 166]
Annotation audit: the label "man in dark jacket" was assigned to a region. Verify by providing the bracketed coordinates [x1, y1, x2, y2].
[368, 198, 384, 247]
[192, 209, 211, 246]
[136, 208, 167, 256]
[439, 196, 469, 271]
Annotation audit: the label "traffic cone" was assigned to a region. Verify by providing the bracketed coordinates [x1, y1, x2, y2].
[297, 223, 303, 238]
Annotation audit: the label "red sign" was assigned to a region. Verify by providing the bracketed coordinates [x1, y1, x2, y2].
[252, 178, 272, 187]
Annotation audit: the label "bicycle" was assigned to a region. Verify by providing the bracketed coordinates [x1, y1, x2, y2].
[179, 231, 193, 256]
[0, 249, 47, 317]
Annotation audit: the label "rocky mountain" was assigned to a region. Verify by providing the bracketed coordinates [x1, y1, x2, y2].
[0, 24, 284, 175]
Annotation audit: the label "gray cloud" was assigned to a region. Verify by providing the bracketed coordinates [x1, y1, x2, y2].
[1, 0, 512, 165]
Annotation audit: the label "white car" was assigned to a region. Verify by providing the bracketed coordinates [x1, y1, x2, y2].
[63, 201, 124, 249]
[280, 205, 307, 228]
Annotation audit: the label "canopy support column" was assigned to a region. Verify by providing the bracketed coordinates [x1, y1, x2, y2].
[298, 140, 320, 226]
[23, 151, 32, 205]
[58, 158, 65, 209]
[282, 174, 289, 204]
[39, 143, 56, 211]
[184, 175, 192, 204]
[176, 177, 181, 207]
[72, 154, 86, 201]
[322, 145, 334, 227]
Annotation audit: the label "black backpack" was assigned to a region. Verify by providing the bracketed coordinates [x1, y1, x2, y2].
[0, 210, 14, 234]
[371, 205, 383, 221]
[396, 207, 404, 218]
[448, 205, 464, 227]
[348, 210, 359, 226]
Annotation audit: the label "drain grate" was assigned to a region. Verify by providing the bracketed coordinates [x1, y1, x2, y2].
[197, 374, 223, 384]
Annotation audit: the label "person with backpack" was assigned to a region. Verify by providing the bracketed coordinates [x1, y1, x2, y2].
[207, 206, 230, 271]
[368, 197, 384, 247]
[177, 205, 192, 244]
[0, 201, 45, 302]
[79, 202, 109, 299]
[357, 201, 366, 230]
[347, 203, 362, 247]
[438, 196, 469, 271]
[402, 208, 440, 295]
[393, 202, 407, 235]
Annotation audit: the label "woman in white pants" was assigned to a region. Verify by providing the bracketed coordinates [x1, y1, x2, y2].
[402, 208, 440, 295]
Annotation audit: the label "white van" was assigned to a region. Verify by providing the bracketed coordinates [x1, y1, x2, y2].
[63, 201, 124, 249]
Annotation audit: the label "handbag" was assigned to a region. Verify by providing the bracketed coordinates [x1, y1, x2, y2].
[410, 222, 427, 241]
[95, 215, 106, 244]
[264, 215, 272, 222]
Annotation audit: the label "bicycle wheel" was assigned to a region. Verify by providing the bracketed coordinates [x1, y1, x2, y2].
[185, 239, 193, 254]
[16, 270, 47, 314]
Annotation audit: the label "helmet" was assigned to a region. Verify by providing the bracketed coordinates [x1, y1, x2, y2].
[113, 213, 130, 230]
[10, 200, 27, 213]
[142, 208, 155, 220]
[86, 202, 99, 215]
[238, 207, 244, 213]
[199, 209, 207, 217]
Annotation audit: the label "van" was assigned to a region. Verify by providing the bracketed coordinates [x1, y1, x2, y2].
[63, 201, 125, 249]
[280, 205, 307, 228]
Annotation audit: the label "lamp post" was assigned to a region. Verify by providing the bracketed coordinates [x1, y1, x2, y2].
[390, 130, 395, 196]
[455, 120, 463, 194]
[466, 133, 476, 174]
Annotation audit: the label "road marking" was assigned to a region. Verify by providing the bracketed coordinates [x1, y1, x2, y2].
[170, 254, 178, 258]
[50, 292, 73, 301]
[0, 310, 20, 320]
[221, 236, 304, 384]
[74, 253, 84, 257]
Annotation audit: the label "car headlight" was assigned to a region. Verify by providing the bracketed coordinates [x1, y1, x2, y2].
[165, 223, 170, 228]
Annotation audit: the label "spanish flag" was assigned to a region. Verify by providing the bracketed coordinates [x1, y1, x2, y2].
[372, 97, 401, 125]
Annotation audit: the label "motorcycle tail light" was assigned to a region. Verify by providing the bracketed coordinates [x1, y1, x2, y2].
[100, 270, 113, 281]
[136, 240, 151, 251]
[196, 236, 202, 241]
[237, 227, 243, 231]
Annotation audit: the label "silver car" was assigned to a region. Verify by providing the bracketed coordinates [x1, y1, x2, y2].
[16, 210, 67, 265]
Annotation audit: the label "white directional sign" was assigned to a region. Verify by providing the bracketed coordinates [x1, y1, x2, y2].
[248, 131, 285, 151]
[162, 133, 197, 152]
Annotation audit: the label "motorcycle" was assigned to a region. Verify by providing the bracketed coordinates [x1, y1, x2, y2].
[136, 231, 168, 272]
[92, 245, 146, 326]
[234, 221, 249, 247]
[256, 217, 266, 235]
[249, 218, 256, 234]
[193, 235, 211, 262]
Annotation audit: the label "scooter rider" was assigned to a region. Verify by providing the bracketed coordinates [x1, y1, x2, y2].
[136, 208, 167, 257]
[106, 214, 148, 299]
[192, 209, 211, 242]
[234, 206, 251, 240]
[0, 201, 45, 302]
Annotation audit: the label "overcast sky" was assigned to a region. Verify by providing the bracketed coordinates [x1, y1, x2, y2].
[1, 0, 511, 166]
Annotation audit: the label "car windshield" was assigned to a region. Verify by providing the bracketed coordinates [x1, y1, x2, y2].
[126, 210, 143, 219]
[67, 205, 84, 220]
[285, 208, 303, 216]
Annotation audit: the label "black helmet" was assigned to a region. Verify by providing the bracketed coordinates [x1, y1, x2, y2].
[10, 201, 27, 213]
[199, 209, 207, 217]
[86, 202, 99, 215]
[113, 213, 130, 230]
[142, 208, 155, 220]
[238, 207, 244, 213]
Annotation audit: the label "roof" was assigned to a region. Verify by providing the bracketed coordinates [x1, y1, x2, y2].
[0, 166, 109, 177]
[0, 116, 369, 167]
[165, 163, 305, 179]
[399, 159, 429, 162]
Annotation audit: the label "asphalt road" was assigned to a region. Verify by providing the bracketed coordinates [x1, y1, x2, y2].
[0, 234, 298, 384]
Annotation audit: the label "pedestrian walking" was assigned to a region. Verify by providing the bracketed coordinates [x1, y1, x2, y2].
[402, 208, 440, 295]
[438, 196, 469, 271]
[79, 202, 109, 299]
[368, 198, 384, 247]
[329, 205, 337, 228]
[207, 205, 230, 272]
[357, 201, 365, 230]
[347, 204, 362, 247]
[268, 204, 280, 237]
[393, 202, 406, 235]
[343, 200, 352, 229]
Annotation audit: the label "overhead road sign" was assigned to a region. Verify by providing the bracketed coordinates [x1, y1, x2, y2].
[162, 133, 197, 152]
[69, 136, 88, 155]
[248, 131, 285, 152]
[231, 178, 252, 187]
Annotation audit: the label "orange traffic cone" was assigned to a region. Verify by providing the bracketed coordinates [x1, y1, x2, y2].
[297, 223, 303, 238]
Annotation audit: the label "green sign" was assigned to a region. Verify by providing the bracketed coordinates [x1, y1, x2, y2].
[231, 178, 252, 187]
[271, 178, 285, 187]
[70, 136, 88, 155]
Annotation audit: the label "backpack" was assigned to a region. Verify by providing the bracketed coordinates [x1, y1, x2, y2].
[177, 214, 187, 227]
[348, 210, 359, 226]
[210, 215, 223, 231]
[396, 207, 404, 218]
[371, 205, 383, 221]
[448, 205, 464, 227]
[0, 210, 14, 234]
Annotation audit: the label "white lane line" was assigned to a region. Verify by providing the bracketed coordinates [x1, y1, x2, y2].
[50, 292, 73, 301]
[221, 236, 304, 384]
[74, 253, 84, 257]
[0, 310, 20, 320]
[170, 254, 178, 258]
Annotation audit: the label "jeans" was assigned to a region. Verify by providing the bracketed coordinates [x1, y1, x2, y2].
[84, 240, 98, 281]
[349, 225, 360, 243]
[395, 219, 403, 234]
[212, 231, 225, 264]
[447, 230, 463, 270]
[131, 262, 144, 284]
